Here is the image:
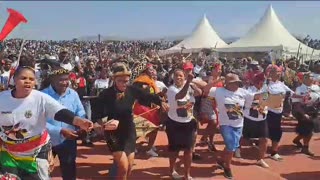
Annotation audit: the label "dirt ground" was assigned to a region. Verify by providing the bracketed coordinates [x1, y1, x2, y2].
[51, 120, 320, 180]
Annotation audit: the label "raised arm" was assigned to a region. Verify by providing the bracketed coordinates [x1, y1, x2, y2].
[176, 73, 194, 100]
[190, 83, 202, 97]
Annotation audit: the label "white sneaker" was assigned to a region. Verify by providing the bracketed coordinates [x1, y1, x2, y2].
[146, 149, 159, 157]
[171, 170, 182, 180]
[270, 153, 283, 161]
[257, 159, 270, 168]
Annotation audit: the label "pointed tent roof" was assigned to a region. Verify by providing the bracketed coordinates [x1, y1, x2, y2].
[219, 5, 319, 55]
[162, 15, 227, 54]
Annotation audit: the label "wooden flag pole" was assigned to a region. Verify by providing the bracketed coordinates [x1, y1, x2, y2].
[17, 39, 26, 67]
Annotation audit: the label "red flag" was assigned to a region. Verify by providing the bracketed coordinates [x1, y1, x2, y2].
[0, 8, 28, 41]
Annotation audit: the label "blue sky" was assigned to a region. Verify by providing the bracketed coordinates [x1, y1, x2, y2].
[0, 1, 319, 40]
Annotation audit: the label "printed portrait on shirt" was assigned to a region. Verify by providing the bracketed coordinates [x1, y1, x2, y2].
[249, 99, 267, 118]
[224, 95, 244, 120]
[176, 99, 194, 118]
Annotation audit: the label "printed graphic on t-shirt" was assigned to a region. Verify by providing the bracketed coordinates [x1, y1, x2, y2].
[225, 103, 243, 120]
[0, 110, 34, 141]
[176, 100, 193, 118]
[0, 122, 28, 140]
[249, 100, 266, 118]
[304, 89, 320, 105]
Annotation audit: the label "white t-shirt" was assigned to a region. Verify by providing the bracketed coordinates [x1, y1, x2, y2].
[292, 84, 320, 105]
[94, 79, 110, 89]
[167, 84, 195, 123]
[311, 73, 320, 84]
[156, 80, 167, 92]
[208, 87, 252, 127]
[244, 85, 268, 121]
[267, 81, 294, 114]
[0, 90, 64, 143]
[0, 70, 10, 88]
[60, 62, 74, 71]
[35, 70, 42, 89]
[194, 64, 203, 74]
[0, 70, 10, 79]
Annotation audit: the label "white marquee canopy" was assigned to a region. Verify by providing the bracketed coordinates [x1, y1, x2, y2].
[159, 15, 227, 55]
[217, 5, 320, 58]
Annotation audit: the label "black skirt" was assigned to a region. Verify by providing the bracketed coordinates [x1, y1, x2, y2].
[266, 111, 283, 142]
[105, 121, 137, 154]
[293, 112, 314, 136]
[243, 117, 269, 139]
[165, 118, 197, 152]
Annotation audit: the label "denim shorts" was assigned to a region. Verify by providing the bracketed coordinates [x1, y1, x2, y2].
[220, 125, 243, 152]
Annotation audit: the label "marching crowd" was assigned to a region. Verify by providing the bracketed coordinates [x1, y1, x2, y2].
[0, 39, 320, 180]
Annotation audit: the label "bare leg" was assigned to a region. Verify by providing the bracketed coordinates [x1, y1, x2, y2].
[302, 134, 312, 146]
[169, 151, 179, 174]
[192, 123, 201, 160]
[293, 135, 303, 142]
[127, 152, 135, 177]
[207, 121, 215, 143]
[301, 134, 314, 156]
[224, 150, 234, 169]
[217, 147, 234, 169]
[258, 138, 268, 160]
[112, 151, 129, 180]
[146, 130, 158, 150]
[271, 141, 279, 153]
[183, 150, 193, 179]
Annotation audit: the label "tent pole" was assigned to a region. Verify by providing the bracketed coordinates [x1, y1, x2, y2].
[309, 49, 314, 61]
[296, 43, 301, 58]
[304, 48, 308, 64]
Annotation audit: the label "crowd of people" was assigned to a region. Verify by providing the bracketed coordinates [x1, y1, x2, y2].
[1, 38, 320, 180]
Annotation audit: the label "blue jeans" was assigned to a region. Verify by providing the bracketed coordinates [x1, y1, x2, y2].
[52, 140, 77, 180]
[81, 99, 91, 120]
[220, 125, 243, 152]
[81, 99, 92, 142]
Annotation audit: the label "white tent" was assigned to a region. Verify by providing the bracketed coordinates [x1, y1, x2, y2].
[218, 5, 320, 59]
[159, 15, 227, 55]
